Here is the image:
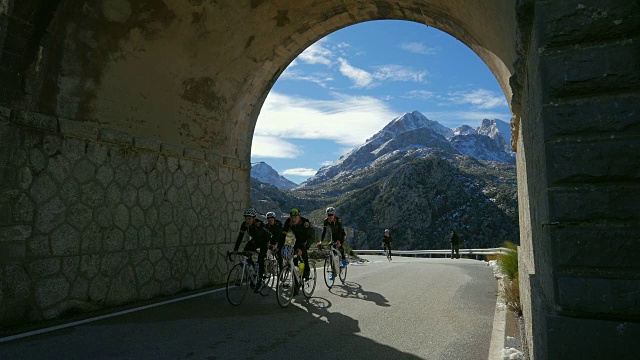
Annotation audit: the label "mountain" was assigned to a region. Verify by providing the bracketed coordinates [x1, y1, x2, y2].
[301, 111, 513, 186]
[250, 162, 298, 190]
[250, 111, 519, 251]
[477, 118, 513, 154]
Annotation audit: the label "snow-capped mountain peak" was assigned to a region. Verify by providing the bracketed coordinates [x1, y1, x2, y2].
[250, 162, 298, 190]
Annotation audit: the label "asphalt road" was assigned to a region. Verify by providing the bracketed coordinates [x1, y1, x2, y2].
[0, 256, 498, 360]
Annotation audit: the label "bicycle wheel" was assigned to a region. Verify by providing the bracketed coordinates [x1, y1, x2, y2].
[302, 261, 317, 298]
[339, 257, 348, 284]
[276, 265, 294, 308]
[226, 263, 249, 306]
[323, 257, 334, 289]
[260, 258, 277, 296]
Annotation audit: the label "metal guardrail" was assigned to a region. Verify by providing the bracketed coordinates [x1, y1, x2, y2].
[352, 247, 511, 260]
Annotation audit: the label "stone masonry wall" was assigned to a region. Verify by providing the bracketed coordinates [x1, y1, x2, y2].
[0, 106, 249, 327]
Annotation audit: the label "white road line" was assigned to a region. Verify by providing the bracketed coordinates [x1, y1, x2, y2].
[488, 278, 507, 360]
[0, 287, 225, 344]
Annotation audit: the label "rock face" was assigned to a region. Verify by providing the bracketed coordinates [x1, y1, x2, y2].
[250, 162, 298, 190]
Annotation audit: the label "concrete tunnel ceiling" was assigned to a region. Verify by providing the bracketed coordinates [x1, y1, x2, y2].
[34, 0, 517, 162]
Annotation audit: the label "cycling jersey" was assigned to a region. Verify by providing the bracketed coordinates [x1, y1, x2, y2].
[234, 219, 271, 251]
[321, 216, 345, 243]
[266, 219, 283, 247]
[281, 216, 314, 250]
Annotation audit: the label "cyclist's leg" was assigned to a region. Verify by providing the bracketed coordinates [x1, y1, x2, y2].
[338, 244, 347, 267]
[301, 247, 310, 279]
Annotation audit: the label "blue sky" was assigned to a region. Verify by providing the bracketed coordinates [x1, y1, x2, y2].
[252, 20, 511, 184]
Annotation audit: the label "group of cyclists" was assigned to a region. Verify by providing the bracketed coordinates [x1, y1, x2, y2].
[233, 206, 348, 294]
[233, 205, 394, 294]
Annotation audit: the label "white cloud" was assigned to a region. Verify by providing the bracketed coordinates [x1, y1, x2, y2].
[282, 168, 317, 176]
[403, 90, 436, 100]
[337, 58, 374, 88]
[320, 160, 333, 166]
[447, 89, 507, 109]
[373, 65, 428, 82]
[279, 69, 334, 87]
[400, 42, 438, 55]
[251, 136, 298, 158]
[299, 40, 334, 66]
[255, 91, 398, 149]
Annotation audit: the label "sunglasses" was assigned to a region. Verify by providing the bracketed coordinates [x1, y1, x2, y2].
[328, 214, 335, 217]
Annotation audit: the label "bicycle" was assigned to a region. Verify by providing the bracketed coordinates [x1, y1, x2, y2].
[226, 250, 277, 306]
[276, 245, 317, 308]
[317, 241, 347, 289]
[383, 243, 392, 262]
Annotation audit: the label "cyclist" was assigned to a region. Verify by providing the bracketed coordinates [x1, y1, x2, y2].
[319, 207, 347, 280]
[281, 208, 314, 296]
[265, 211, 284, 269]
[233, 208, 271, 292]
[382, 229, 392, 261]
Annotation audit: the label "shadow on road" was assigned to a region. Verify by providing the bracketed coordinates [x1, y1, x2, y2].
[0, 287, 420, 359]
[328, 281, 391, 308]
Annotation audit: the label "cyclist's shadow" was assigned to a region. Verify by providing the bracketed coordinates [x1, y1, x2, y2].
[328, 281, 390, 307]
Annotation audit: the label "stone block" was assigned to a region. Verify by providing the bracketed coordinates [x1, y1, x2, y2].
[548, 186, 640, 222]
[222, 156, 240, 168]
[98, 128, 131, 146]
[550, 226, 640, 269]
[541, 41, 640, 102]
[184, 147, 205, 160]
[35, 276, 70, 308]
[542, 95, 640, 139]
[0, 241, 26, 260]
[557, 276, 640, 316]
[0, 225, 31, 241]
[13, 110, 58, 132]
[58, 118, 98, 140]
[0, 124, 21, 145]
[160, 143, 183, 158]
[28, 258, 62, 278]
[133, 137, 161, 152]
[537, 1, 640, 47]
[546, 139, 640, 184]
[205, 151, 222, 165]
[0, 106, 10, 122]
[35, 197, 66, 233]
[51, 223, 81, 256]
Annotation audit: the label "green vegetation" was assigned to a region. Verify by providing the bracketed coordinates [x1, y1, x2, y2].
[497, 241, 522, 316]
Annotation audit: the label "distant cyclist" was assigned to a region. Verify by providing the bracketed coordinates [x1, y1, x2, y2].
[281, 208, 314, 296]
[319, 207, 347, 279]
[382, 229, 392, 261]
[233, 208, 271, 292]
[265, 211, 284, 269]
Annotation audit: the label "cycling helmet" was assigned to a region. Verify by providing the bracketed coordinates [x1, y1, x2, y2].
[384, 229, 390, 234]
[266, 211, 276, 219]
[243, 208, 258, 217]
[326, 207, 336, 215]
[290, 208, 300, 216]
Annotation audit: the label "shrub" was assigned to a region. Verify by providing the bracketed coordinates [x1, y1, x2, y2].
[502, 273, 522, 316]
[497, 241, 518, 280]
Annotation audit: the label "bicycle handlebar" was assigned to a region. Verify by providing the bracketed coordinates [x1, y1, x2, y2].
[226, 250, 258, 261]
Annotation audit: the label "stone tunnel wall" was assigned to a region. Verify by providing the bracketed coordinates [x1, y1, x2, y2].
[0, 105, 249, 327]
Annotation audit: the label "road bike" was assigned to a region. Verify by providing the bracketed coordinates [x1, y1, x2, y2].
[318, 241, 347, 289]
[383, 243, 392, 262]
[276, 245, 317, 308]
[226, 250, 277, 305]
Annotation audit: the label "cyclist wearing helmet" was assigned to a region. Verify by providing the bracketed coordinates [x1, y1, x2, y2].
[383, 229, 392, 261]
[234, 208, 271, 292]
[265, 211, 284, 269]
[319, 207, 347, 273]
[281, 208, 314, 296]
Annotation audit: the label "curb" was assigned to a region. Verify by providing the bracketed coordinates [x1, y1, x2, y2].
[488, 277, 507, 360]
